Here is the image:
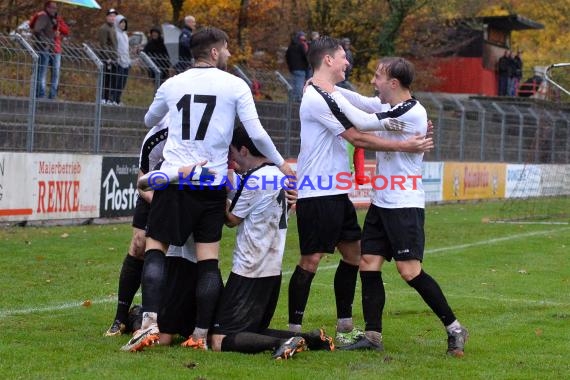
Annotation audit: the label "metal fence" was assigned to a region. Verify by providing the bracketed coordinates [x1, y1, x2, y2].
[1, 32, 569, 163]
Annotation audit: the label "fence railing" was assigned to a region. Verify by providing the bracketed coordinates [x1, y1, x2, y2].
[1, 33, 569, 164]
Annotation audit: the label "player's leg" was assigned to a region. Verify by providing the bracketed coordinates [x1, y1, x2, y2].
[399, 259, 468, 356]
[396, 208, 467, 356]
[182, 188, 226, 349]
[105, 198, 148, 336]
[332, 195, 363, 342]
[105, 228, 145, 336]
[140, 237, 167, 330]
[288, 195, 348, 332]
[339, 204, 389, 351]
[138, 185, 183, 332]
[334, 240, 361, 341]
[288, 252, 321, 332]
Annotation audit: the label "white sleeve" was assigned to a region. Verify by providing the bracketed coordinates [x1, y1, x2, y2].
[242, 118, 285, 166]
[144, 87, 169, 127]
[331, 91, 392, 131]
[334, 86, 384, 113]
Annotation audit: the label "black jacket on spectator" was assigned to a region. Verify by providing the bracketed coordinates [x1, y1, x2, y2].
[285, 41, 309, 72]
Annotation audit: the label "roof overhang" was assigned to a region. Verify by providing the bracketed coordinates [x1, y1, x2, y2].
[479, 14, 544, 31]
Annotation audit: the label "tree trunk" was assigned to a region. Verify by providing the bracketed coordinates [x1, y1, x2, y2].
[237, 0, 250, 50]
[170, 0, 185, 24]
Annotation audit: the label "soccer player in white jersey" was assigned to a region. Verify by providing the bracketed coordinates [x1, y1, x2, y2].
[105, 116, 168, 337]
[287, 36, 433, 345]
[208, 125, 334, 359]
[330, 57, 468, 357]
[142, 27, 293, 350]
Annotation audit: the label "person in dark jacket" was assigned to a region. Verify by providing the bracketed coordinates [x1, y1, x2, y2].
[98, 8, 118, 103]
[143, 26, 171, 84]
[32, 1, 69, 99]
[285, 31, 310, 102]
[176, 15, 196, 73]
[497, 50, 510, 96]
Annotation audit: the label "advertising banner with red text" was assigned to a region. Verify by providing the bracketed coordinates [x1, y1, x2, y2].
[0, 152, 101, 222]
[442, 162, 506, 201]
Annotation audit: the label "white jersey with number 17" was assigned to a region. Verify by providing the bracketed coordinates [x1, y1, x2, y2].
[145, 67, 265, 186]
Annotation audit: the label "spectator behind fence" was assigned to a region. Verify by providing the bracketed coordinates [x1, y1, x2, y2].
[497, 50, 510, 96]
[285, 31, 310, 102]
[108, 14, 131, 106]
[31, 1, 69, 99]
[98, 8, 118, 104]
[512, 51, 523, 96]
[143, 26, 171, 84]
[176, 15, 196, 73]
[506, 51, 516, 96]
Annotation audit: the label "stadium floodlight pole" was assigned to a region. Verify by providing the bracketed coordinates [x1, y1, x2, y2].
[544, 63, 570, 96]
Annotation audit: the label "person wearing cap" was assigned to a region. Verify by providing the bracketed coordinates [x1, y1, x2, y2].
[285, 31, 310, 102]
[98, 8, 118, 104]
[143, 26, 171, 84]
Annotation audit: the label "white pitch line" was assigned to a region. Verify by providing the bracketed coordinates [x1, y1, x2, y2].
[1, 226, 569, 319]
[425, 227, 570, 254]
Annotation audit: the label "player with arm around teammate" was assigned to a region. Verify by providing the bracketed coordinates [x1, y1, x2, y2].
[287, 36, 432, 346]
[331, 57, 468, 356]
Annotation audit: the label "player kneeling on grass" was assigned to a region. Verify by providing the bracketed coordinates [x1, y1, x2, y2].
[121, 236, 198, 352]
[209, 125, 334, 359]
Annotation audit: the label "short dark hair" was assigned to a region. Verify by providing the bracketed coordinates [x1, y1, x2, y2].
[190, 27, 229, 61]
[378, 57, 415, 89]
[307, 36, 343, 70]
[231, 124, 263, 158]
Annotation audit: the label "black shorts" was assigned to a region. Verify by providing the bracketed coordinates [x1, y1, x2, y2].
[212, 272, 281, 335]
[157, 256, 197, 338]
[361, 205, 425, 262]
[297, 194, 361, 255]
[131, 196, 150, 230]
[146, 185, 226, 245]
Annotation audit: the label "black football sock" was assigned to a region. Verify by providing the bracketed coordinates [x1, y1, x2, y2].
[114, 254, 144, 323]
[195, 259, 223, 331]
[288, 265, 315, 325]
[334, 259, 359, 319]
[221, 332, 284, 353]
[407, 270, 457, 326]
[361, 270, 384, 333]
[141, 249, 165, 314]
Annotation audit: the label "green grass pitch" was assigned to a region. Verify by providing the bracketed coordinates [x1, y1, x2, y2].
[1, 201, 569, 379]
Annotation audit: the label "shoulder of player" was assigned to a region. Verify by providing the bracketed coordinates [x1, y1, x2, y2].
[302, 86, 336, 112]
